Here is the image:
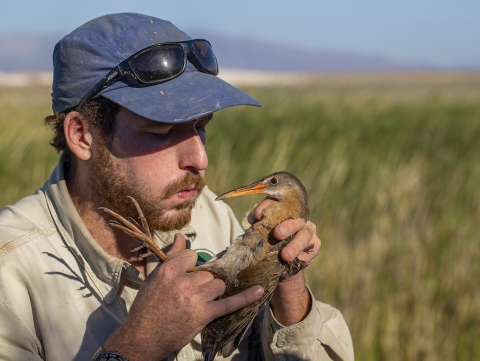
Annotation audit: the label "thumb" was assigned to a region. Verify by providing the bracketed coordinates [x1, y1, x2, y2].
[166, 233, 187, 256]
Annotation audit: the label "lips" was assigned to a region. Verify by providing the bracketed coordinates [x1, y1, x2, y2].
[176, 184, 198, 199]
[160, 173, 206, 200]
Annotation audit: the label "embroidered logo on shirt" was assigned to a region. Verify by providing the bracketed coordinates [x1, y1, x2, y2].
[194, 248, 215, 265]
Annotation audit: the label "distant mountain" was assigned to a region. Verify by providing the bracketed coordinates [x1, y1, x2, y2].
[0, 34, 60, 71]
[196, 32, 413, 72]
[0, 32, 428, 72]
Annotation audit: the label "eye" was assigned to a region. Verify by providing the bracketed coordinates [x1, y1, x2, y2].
[146, 125, 173, 137]
[153, 129, 173, 137]
[196, 117, 211, 134]
[270, 177, 278, 185]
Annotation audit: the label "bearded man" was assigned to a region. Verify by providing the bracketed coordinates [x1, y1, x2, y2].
[0, 13, 354, 361]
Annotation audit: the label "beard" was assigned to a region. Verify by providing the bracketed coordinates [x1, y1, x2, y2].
[91, 136, 206, 232]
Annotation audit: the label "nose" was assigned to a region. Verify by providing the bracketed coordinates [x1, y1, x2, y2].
[177, 131, 209, 172]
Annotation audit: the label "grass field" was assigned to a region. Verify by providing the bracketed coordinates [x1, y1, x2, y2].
[1, 73, 479, 360]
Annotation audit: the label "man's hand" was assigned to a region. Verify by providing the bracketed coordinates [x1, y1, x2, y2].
[104, 235, 264, 361]
[253, 199, 321, 326]
[253, 198, 320, 266]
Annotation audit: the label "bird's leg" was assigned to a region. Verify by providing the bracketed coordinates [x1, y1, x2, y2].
[281, 244, 314, 279]
[302, 244, 315, 254]
[99, 197, 167, 262]
[281, 258, 310, 279]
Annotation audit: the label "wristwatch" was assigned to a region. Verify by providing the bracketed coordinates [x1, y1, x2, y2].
[92, 347, 130, 361]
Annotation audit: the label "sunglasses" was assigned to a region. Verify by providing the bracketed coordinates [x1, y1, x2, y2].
[77, 39, 218, 109]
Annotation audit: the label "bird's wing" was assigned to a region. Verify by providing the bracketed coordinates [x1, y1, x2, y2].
[217, 251, 284, 357]
[219, 310, 256, 358]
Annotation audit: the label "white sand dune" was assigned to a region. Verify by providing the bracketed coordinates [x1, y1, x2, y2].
[0, 70, 312, 88]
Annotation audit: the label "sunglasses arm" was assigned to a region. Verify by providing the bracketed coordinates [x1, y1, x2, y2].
[76, 65, 127, 109]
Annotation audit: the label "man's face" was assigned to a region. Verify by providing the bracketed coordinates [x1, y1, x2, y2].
[91, 107, 211, 231]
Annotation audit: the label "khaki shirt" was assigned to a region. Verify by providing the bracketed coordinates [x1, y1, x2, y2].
[0, 159, 354, 361]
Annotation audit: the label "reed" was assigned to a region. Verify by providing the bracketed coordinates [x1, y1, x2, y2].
[1, 74, 479, 360]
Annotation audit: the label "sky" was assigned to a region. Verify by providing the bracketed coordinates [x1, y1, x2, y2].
[1, 0, 479, 68]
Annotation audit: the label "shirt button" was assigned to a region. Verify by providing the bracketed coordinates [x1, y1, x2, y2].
[276, 339, 287, 348]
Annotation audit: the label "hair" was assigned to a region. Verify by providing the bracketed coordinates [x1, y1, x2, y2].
[44, 97, 119, 167]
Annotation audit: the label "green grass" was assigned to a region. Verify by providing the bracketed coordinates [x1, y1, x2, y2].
[1, 75, 480, 360]
[0, 87, 58, 205]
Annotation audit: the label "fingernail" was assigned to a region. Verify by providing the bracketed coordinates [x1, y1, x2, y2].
[278, 226, 286, 237]
[255, 287, 265, 297]
[285, 249, 294, 259]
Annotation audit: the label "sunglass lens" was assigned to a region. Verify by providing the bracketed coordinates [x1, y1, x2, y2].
[193, 41, 218, 75]
[130, 45, 185, 83]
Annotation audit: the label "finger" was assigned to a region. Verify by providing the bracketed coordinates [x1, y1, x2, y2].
[162, 249, 198, 274]
[166, 233, 187, 256]
[295, 235, 321, 263]
[208, 286, 264, 319]
[253, 198, 274, 221]
[184, 269, 216, 287]
[280, 222, 316, 262]
[198, 278, 227, 301]
[273, 218, 307, 240]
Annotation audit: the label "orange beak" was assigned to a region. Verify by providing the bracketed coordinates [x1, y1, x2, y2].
[216, 183, 266, 200]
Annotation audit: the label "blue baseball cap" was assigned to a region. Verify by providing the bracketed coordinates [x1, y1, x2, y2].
[51, 13, 261, 122]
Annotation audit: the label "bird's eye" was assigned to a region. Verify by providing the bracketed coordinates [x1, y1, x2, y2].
[270, 178, 278, 185]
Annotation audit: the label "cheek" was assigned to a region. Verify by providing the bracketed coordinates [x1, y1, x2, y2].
[120, 151, 180, 191]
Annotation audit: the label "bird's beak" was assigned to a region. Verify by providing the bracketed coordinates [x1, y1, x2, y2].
[216, 182, 266, 200]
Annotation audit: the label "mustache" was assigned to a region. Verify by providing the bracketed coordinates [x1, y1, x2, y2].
[160, 172, 206, 200]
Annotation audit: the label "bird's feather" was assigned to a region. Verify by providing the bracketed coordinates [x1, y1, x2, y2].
[199, 172, 309, 361]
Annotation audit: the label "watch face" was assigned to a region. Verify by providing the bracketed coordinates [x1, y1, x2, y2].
[95, 351, 129, 361]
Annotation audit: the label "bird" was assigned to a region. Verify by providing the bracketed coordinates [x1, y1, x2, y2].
[100, 171, 310, 361]
[197, 171, 310, 361]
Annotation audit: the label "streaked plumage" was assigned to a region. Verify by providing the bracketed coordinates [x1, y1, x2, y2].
[197, 171, 309, 361]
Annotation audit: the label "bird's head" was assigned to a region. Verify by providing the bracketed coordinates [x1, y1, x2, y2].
[216, 171, 309, 218]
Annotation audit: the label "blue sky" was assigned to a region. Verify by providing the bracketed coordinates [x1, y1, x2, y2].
[1, 0, 479, 68]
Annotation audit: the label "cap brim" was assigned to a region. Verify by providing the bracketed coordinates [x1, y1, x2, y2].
[100, 70, 262, 123]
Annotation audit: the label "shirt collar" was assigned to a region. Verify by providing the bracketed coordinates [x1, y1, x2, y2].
[43, 155, 198, 304]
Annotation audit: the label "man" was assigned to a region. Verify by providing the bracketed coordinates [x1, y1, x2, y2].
[0, 13, 353, 361]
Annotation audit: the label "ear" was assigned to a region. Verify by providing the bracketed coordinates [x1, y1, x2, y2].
[64, 111, 95, 161]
